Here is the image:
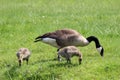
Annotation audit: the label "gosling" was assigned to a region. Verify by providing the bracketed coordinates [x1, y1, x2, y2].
[16, 48, 31, 66]
[57, 46, 82, 64]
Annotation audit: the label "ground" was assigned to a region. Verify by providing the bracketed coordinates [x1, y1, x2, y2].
[0, 0, 120, 80]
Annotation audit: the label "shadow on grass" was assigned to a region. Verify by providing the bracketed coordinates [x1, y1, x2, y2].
[31, 58, 56, 65]
[26, 72, 61, 80]
[31, 58, 80, 68]
[4, 59, 81, 80]
[49, 62, 80, 68]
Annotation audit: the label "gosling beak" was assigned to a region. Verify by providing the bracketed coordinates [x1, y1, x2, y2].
[79, 58, 82, 65]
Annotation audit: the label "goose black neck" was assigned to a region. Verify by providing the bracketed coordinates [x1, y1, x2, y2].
[86, 36, 101, 48]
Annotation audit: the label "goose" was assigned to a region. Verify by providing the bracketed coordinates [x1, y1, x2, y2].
[34, 29, 104, 56]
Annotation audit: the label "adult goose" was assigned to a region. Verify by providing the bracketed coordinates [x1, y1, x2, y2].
[34, 29, 104, 56]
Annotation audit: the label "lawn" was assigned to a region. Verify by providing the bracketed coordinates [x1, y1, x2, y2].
[0, 0, 120, 80]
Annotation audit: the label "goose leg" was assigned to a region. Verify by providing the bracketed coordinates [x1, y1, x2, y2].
[54, 48, 61, 61]
[57, 48, 61, 52]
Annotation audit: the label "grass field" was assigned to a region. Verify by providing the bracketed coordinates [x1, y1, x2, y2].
[0, 0, 120, 80]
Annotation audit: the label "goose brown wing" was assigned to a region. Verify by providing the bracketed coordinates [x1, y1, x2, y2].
[35, 32, 57, 39]
[36, 29, 79, 39]
[56, 34, 79, 47]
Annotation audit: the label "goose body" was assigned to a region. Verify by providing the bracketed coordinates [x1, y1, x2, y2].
[34, 29, 104, 56]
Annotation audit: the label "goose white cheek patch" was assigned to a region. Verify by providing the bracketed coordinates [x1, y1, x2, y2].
[97, 47, 102, 53]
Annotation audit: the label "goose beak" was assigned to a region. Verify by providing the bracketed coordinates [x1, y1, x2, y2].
[100, 47, 104, 56]
[97, 46, 104, 57]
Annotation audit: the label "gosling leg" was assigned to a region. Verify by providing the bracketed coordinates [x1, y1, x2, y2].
[26, 59, 29, 65]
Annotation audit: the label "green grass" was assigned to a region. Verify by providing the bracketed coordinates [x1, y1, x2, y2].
[0, 0, 120, 80]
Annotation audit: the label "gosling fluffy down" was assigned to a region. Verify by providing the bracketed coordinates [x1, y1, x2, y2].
[16, 48, 31, 66]
[58, 46, 82, 64]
